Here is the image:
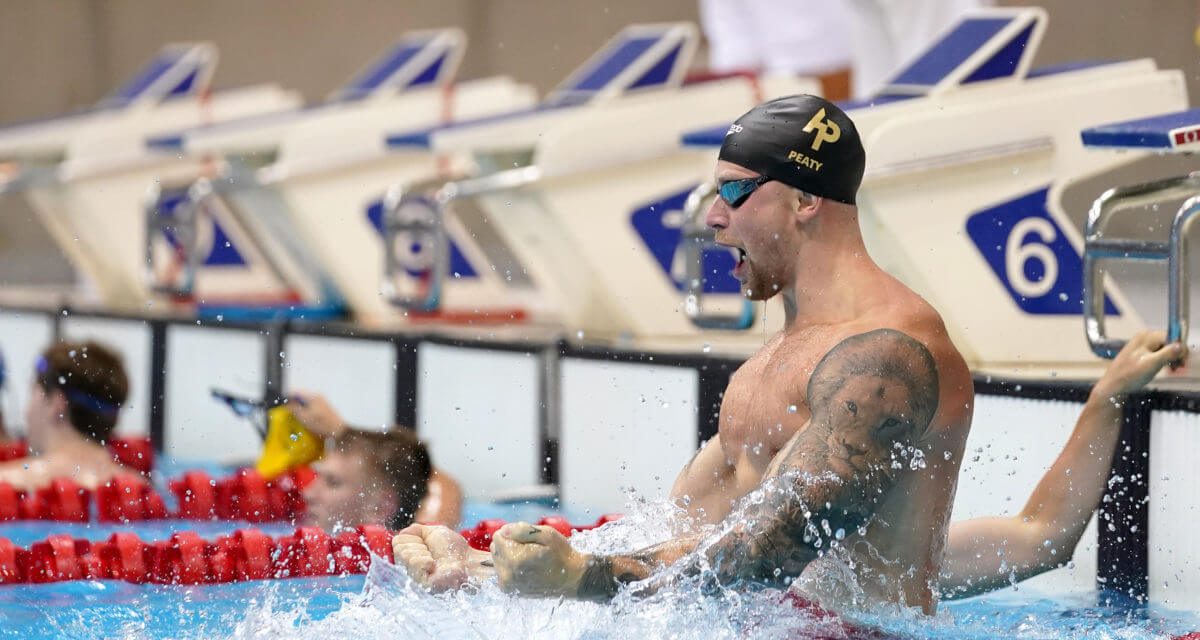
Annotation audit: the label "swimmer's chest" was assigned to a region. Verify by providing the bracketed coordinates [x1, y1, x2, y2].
[717, 332, 836, 465]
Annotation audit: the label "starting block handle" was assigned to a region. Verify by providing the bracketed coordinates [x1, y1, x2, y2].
[380, 184, 448, 313]
[1083, 172, 1200, 357]
[143, 179, 214, 297]
[380, 166, 542, 313]
[1170, 194, 1200, 342]
[678, 182, 755, 331]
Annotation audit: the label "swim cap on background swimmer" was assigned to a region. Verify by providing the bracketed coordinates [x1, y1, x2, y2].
[718, 94, 866, 205]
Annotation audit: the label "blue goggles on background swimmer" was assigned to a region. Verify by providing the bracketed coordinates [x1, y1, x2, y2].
[34, 356, 121, 418]
[210, 388, 305, 440]
[717, 175, 774, 209]
[211, 388, 272, 440]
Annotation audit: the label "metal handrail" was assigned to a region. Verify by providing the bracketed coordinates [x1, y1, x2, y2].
[678, 182, 755, 330]
[144, 178, 214, 297]
[1083, 172, 1200, 357]
[381, 166, 542, 312]
[1169, 193, 1200, 345]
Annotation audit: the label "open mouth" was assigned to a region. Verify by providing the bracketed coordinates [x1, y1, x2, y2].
[728, 246, 747, 279]
[714, 240, 747, 279]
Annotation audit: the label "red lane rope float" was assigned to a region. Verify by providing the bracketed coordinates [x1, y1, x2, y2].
[0, 516, 620, 585]
[0, 467, 312, 524]
[3, 518, 1199, 640]
[458, 514, 623, 552]
[0, 438, 153, 474]
[0, 524, 393, 585]
[0, 442, 27, 463]
[170, 467, 312, 523]
[96, 474, 168, 523]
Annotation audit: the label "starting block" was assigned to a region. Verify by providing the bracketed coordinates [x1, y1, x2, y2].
[145, 30, 537, 321]
[0, 43, 302, 309]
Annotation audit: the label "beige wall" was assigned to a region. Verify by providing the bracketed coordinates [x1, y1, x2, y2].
[0, 1, 1195, 124]
[0, 1, 102, 123]
[1002, 0, 1199, 102]
[0, 0, 700, 124]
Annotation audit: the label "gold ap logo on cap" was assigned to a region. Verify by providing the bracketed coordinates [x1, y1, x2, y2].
[801, 108, 841, 151]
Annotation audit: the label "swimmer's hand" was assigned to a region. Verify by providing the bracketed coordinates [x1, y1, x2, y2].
[392, 524, 493, 592]
[491, 522, 589, 598]
[285, 391, 347, 438]
[1094, 330, 1187, 401]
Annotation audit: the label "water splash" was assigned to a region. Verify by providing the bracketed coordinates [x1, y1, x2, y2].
[19, 495, 1192, 639]
[221, 559, 1200, 640]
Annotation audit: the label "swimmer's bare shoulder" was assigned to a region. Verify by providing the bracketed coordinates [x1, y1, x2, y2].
[0, 457, 54, 492]
[867, 291, 973, 438]
[573, 328, 947, 599]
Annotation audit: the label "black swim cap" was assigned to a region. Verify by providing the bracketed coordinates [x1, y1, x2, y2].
[718, 95, 865, 205]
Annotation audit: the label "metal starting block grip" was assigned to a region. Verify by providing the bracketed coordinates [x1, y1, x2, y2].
[380, 183, 448, 312]
[143, 178, 217, 297]
[678, 182, 755, 330]
[381, 166, 541, 312]
[1083, 172, 1200, 358]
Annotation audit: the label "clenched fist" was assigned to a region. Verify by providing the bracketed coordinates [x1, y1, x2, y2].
[491, 522, 589, 597]
[392, 524, 493, 592]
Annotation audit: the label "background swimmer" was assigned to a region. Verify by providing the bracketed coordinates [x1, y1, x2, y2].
[0, 341, 131, 490]
[302, 426, 432, 531]
[288, 392, 463, 528]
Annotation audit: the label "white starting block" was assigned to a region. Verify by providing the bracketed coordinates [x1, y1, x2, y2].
[0, 43, 302, 310]
[146, 30, 537, 321]
[0, 44, 222, 161]
[378, 23, 815, 343]
[678, 7, 1190, 372]
[1079, 108, 1200, 357]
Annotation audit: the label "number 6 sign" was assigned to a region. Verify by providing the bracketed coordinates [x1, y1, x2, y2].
[1004, 217, 1059, 298]
[966, 187, 1118, 316]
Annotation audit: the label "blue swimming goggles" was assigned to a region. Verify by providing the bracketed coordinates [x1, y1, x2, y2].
[717, 175, 774, 208]
[210, 388, 271, 439]
[35, 356, 121, 418]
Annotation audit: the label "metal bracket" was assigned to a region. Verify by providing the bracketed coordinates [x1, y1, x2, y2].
[1083, 172, 1200, 357]
[678, 182, 755, 330]
[380, 166, 541, 312]
[144, 178, 215, 297]
[381, 183, 448, 312]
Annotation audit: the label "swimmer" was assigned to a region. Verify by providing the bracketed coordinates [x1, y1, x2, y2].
[288, 392, 463, 528]
[0, 341, 132, 490]
[941, 330, 1186, 599]
[394, 95, 975, 613]
[301, 426, 433, 531]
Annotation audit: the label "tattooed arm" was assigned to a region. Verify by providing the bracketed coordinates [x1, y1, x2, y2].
[492, 329, 941, 600]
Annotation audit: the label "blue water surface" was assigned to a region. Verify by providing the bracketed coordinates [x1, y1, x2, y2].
[0, 461, 1196, 639]
[1, 576, 1198, 639]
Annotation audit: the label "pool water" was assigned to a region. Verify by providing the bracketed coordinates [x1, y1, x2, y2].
[0, 468, 1196, 639]
[1, 562, 1197, 640]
